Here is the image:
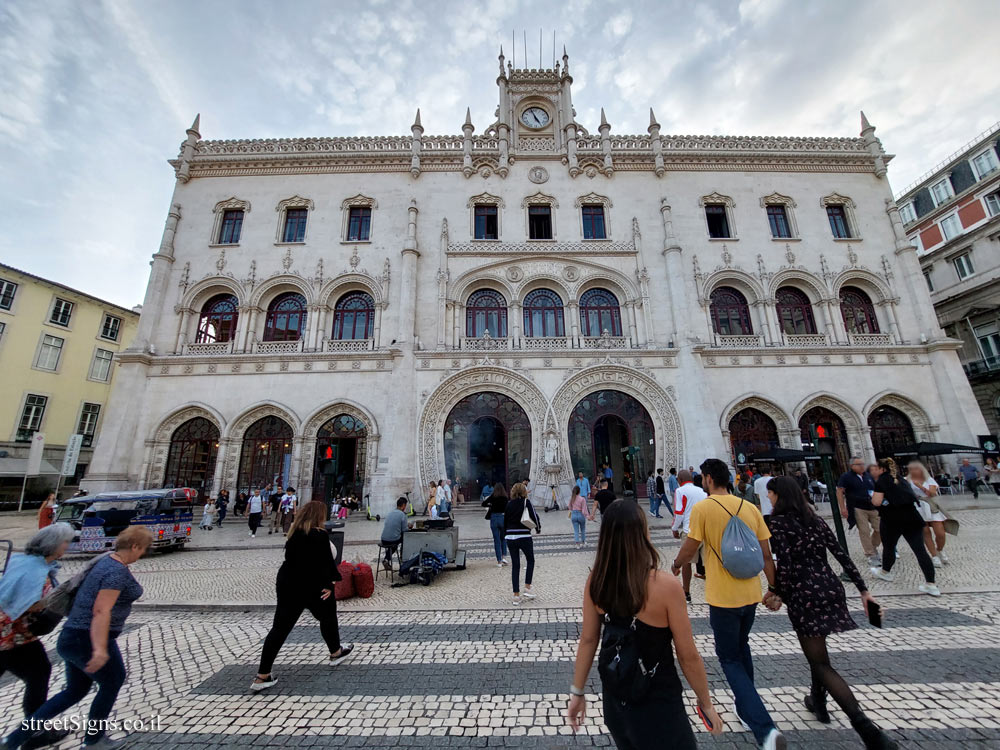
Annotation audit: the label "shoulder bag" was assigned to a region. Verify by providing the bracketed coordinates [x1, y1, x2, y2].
[597, 613, 661, 704]
[25, 552, 111, 637]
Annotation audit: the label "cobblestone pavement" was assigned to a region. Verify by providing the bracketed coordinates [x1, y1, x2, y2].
[2, 500, 1000, 748]
[2, 597, 1000, 748]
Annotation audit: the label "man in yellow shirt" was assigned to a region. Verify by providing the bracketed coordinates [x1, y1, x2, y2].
[671, 458, 785, 750]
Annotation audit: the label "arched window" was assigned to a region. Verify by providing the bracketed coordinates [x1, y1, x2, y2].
[263, 292, 307, 342]
[466, 290, 508, 338]
[196, 294, 239, 343]
[710, 286, 753, 336]
[776, 287, 817, 335]
[868, 405, 914, 459]
[164, 417, 219, 494]
[840, 286, 880, 334]
[523, 289, 565, 337]
[332, 292, 375, 340]
[579, 289, 622, 337]
[237, 416, 293, 494]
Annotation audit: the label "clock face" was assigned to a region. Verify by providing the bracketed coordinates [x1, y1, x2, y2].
[520, 106, 550, 129]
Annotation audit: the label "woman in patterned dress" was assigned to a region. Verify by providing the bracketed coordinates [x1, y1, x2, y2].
[765, 476, 897, 750]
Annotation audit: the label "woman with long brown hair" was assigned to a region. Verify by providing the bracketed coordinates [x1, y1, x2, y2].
[252, 501, 353, 692]
[566, 500, 721, 748]
[869, 458, 939, 596]
[503, 482, 540, 604]
[765, 476, 896, 749]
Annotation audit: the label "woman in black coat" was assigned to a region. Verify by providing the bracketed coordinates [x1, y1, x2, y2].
[251, 501, 354, 691]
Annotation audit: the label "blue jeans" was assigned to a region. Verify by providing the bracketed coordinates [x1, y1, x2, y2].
[5, 627, 126, 747]
[490, 513, 507, 562]
[649, 494, 660, 516]
[709, 605, 775, 744]
[570, 510, 586, 543]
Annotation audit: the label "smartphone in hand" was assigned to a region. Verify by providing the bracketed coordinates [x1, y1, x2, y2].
[867, 600, 883, 628]
[696, 705, 713, 731]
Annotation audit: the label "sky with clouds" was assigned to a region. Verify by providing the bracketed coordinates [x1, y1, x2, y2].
[1, 0, 997, 308]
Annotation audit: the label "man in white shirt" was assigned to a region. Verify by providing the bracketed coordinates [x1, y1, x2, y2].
[671, 469, 708, 602]
[247, 489, 265, 537]
[752, 468, 774, 524]
[444, 479, 453, 512]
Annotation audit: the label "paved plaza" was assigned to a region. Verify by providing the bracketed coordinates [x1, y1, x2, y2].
[3, 497, 1000, 748]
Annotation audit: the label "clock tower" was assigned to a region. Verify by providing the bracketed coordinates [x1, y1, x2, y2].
[495, 46, 580, 163]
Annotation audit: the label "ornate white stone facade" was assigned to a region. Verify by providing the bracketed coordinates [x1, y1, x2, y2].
[83, 53, 988, 512]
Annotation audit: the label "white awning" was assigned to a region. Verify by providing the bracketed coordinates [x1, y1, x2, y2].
[0, 458, 63, 477]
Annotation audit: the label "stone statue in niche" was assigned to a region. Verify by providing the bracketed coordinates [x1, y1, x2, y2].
[544, 433, 559, 466]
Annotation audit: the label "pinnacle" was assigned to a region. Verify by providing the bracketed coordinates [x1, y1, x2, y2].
[860, 110, 873, 132]
[464, 107, 473, 128]
[188, 113, 200, 133]
[412, 108, 422, 129]
[649, 108, 658, 127]
[600, 107, 609, 128]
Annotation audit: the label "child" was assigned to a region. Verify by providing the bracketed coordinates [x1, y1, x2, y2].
[200, 499, 216, 530]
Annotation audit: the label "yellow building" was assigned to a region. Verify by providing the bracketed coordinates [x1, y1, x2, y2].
[0, 263, 139, 507]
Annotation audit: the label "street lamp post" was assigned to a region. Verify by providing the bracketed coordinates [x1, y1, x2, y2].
[810, 423, 850, 554]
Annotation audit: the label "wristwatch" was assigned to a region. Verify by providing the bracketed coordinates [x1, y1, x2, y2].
[569, 684, 585, 696]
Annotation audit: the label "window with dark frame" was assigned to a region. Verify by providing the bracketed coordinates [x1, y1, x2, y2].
[332, 292, 376, 340]
[766, 205, 792, 238]
[775, 287, 817, 335]
[263, 292, 307, 342]
[218, 210, 244, 244]
[528, 205, 553, 240]
[100, 313, 122, 341]
[347, 207, 372, 241]
[17, 394, 47, 442]
[839, 286, 880, 334]
[0, 279, 17, 310]
[78, 403, 101, 447]
[196, 294, 239, 344]
[826, 205, 851, 238]
[282, 208, 308, 243]
[474, 204, 498, 239]
[581, 204, 607, 239]
[466, 289, 508, 338]
[50, 298, 73, 326]
[578, 288, 621, 336]
[705, 204, 731, 238]
[522, 289, 565, 337]
[709, 287, 754, 336]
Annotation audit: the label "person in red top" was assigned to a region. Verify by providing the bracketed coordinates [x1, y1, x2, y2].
[36, 492, 56, 529]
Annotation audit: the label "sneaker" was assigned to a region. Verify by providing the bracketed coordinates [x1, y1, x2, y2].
[382, 559, 393, 572]
[932, 556, 942, 568]
[871, 567, 895, 582]
[939, 550, 950, 564]
[251, 674, 277, 692]
[248, 531, 253, 537]
[500, 558, 509, 566]
[918, 583, 941, 597]
[497, 561, 504, 567]
[761, 728, 787, 750]
[329, 644, 355, 665]
[251, 533, 256, 538]
[732, 702, 750, 730]
[268, 530, 273, 535]
[521, 590, 536, 600]
[512, 596, 522, 605]
[685, 591, 692, 603]
[867, 555, 882, 567]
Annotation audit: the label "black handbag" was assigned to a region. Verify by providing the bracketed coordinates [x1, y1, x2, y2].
[597, 613, 661, 704]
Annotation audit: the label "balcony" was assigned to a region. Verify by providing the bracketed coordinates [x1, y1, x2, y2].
[461, 334, 510, 351]
[522, 336, 570, 350]
[964, 356, 1000, 379]
[185, 341, 234, 355]
[324, 339, 375, 352]
[581, 332, 629, 349]
[714, 334, 765, 348]
[847, 332, 892, 347]
[253, 339, 304, 354]
[781, 333, 829, 348]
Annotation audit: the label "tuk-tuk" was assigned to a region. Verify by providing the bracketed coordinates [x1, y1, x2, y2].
[56, 488, 196, 553]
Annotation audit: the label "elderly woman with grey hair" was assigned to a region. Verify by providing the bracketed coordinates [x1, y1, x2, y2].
[0, 523, 75, 748]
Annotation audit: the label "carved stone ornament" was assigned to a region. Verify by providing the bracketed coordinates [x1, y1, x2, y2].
[528, 166, 549, 184]
[215, 248, 226, 273]
[563, 265, 580, 282]
[350, 246, 361, 270]
[505, 265, 525, 282]
[281, 247, 293, 272]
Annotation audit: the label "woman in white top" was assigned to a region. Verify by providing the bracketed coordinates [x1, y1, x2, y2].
[200, 499, 216, 530]
[907, 461, 949, 567]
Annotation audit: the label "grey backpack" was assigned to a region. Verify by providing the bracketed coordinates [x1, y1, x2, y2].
[710, 499, 764, 579]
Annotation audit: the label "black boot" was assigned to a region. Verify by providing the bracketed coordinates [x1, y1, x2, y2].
[804, 689, 831, 723]
[851, 715, 899, 750]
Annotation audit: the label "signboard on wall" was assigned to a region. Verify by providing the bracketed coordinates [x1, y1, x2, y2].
[26, 433, 46, 476]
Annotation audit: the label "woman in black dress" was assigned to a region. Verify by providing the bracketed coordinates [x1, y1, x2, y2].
[765, 476, 897, 750]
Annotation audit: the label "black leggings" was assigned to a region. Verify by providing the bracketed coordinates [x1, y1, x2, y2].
[798, 635, 863, 722]
[507, 536, 534, 594]
[880, 521, 935, 583]
[603, 691, 696, 750]
[0, 640, 51, 717]
[258, 589, 342, 675]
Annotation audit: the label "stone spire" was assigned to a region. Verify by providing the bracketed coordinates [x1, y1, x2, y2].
[410, 109, 423, 178]
[462, 108, 474, 177]
[561, 45, 569, 77]
[860, 110, 873, 135]
[412, 108, 423, 133]
[176, 113, 201, 183]
[599, 108, 612, 174]
[599, 107, 609, 130]
[859, 110, 886, 178]
[648, 108, 664, 177]
[498, 45, 506, 77]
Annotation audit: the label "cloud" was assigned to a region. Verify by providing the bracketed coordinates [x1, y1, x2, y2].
[0, 0, 998, 306]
